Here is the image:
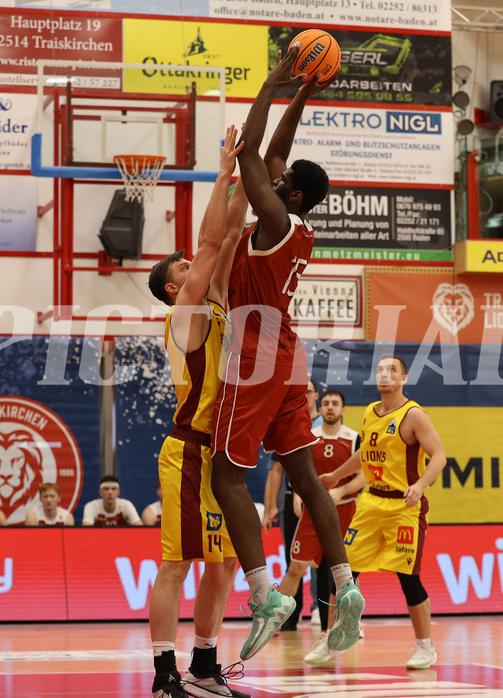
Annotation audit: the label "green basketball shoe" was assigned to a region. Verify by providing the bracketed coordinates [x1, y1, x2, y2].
[240, 587, 296, 661]
[327, 580, 365, 652]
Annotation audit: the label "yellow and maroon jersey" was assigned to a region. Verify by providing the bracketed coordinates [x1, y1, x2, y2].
[360, 399, 426, 493]
[166, 300, 231, 435]
[227, 215, 314, 365]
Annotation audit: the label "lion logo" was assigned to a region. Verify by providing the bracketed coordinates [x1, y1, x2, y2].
[432, 283, 475, 335]
[0, 429, 44, 519]
[0, 397, 82, 524]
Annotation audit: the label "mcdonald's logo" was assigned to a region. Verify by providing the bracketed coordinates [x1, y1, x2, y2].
[368, 464, 383, 480]
[397, 526, 414, 544]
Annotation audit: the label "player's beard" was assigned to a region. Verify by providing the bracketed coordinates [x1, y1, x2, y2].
[323, 414, 340, 424]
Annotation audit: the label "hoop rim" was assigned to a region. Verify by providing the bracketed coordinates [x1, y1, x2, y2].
[114, 154, 167, 173]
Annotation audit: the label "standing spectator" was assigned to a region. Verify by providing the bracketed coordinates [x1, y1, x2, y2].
[142, 482, 162, 526]
[25, 483, 74, 526]
[82, 475, 142, 526]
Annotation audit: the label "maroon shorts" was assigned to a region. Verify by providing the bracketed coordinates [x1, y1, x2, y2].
[290, 500, 357, 567]
[211, 352, 317, 468]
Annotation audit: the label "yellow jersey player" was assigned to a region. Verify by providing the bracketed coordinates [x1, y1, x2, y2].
[147, 126, 250, 698]
[321, 353, 446, 670]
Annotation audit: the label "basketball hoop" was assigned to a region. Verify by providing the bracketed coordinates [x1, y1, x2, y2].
[114, 154, 166, 203]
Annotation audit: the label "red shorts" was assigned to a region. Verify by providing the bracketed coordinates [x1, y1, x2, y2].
[211, 352, 317, 468]
[290, 500, 357, 567]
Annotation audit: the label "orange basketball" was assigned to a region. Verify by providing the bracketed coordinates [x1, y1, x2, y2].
[289, 29, 341, 85]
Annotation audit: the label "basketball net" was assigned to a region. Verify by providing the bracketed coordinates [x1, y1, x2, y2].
[114, 155, 166, 203]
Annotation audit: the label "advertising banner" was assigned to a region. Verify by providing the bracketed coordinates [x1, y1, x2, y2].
[0, 94, 36, 171]
[1, 524, 502, 621]
[426, 407, 503, 525]
[0, 395, 83, 526]
[289, 274, 362, 330]
[0, 2, 452, 30]
[225, 101, 454, 186]
[209, 0, 451, 31]
[123, 18, 268, 98]
[0, 529, 68, 621]
[309, 185, 451, 254]
[287, 106, 453, 185]
[0, 175, 37, 248]
[454, 239, 503, 274]
[120, 20, 451, 103]
[0, 9, 123, 87]
[271, 28, 451, 107]
[366, 269, 503, 344]
[0, 337, 101, 524]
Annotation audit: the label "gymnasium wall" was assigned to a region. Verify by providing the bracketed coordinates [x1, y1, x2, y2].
[1, 337, 501, 526]
[1, 2, 458, 331]
[1, 2, 503, 621]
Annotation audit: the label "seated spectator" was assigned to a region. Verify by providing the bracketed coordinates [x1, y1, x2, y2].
[141, 482, 162, 526]
[25, 483, 74, 526]
[82, 475, 142, 526]
[0, 509, 7, 526]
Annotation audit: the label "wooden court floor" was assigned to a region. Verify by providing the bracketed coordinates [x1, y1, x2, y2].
[0, 615, 502, 697]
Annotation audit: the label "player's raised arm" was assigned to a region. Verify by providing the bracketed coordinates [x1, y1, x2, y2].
[208, 176, 247, 304]
[237, 47, 304, 244]
[175, 126, 243, 309]
[264, 73, 325, 184]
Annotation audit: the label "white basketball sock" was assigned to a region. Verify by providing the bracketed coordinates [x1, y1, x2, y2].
[331, 563, 353, 595]
[152, 641, 175, 657]
[245, 566, 272, 605]
[194, 634, 218, 649]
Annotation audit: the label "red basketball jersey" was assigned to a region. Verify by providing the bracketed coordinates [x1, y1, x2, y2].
[311, 424, 360, 494]
[227, 215, 314, 365]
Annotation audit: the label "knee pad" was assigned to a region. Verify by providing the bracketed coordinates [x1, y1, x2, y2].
[397, 572, 428, 606]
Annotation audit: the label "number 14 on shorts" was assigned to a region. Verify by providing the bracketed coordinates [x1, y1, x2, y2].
[207, 533, 222, 553]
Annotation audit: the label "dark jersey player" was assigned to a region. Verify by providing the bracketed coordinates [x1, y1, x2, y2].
[211, 45, 365, 662]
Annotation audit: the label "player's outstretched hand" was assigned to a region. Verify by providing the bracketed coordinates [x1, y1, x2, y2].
[299, 71, 329, 98]
[266, 46, 306, 89]
[220, 125, 244, 176]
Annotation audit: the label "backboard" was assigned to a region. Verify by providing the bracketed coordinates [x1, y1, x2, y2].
[33, 59, 226, 182]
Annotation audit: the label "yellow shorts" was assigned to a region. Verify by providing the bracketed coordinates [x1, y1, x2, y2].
[158, 428, 235, 562]
[344, 489, 429, 575]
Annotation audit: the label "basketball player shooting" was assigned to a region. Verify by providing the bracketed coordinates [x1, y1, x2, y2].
[211, 45, 365, 661]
